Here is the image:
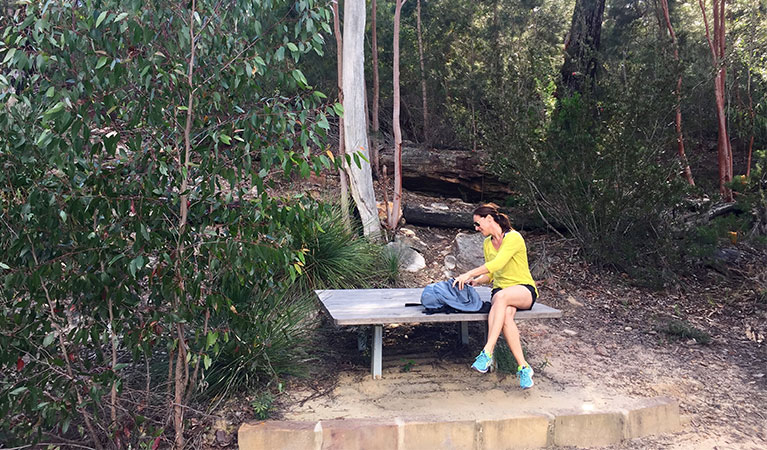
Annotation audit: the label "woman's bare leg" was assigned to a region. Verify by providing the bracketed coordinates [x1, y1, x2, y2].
[482, 285, 533, 356]
[502, 306, 528, 368]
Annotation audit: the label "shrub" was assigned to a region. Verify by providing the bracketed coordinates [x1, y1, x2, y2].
[0, 0, 336, 447]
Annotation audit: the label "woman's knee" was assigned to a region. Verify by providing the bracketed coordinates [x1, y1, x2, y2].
[495, 285, 532, 310]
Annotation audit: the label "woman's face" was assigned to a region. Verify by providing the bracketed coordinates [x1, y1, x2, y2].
[473, 214, 492, 236]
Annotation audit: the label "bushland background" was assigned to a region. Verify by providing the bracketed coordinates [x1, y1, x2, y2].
[1, 0, 765, 448]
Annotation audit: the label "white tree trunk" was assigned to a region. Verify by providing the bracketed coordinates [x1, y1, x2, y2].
[343, 0, 382, 237]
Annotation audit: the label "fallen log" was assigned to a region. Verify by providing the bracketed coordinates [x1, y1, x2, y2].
[380, 144, 512, 202]
[402, 204, 473, 228]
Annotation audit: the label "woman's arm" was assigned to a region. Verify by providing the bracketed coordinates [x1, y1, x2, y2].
[468, 273, 491, 286]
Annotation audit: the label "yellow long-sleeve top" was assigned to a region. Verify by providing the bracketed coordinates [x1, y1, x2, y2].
[483, 230, 538, 296]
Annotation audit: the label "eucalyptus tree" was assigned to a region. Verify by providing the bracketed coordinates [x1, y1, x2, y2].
[699, 0, 734, 201]
[560, 0, 606, 96]
[0, 0, 336, 447]
[343, 0, 382, 237]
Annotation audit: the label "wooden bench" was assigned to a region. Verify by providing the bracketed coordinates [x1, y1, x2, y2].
[316, 287, 562, 379]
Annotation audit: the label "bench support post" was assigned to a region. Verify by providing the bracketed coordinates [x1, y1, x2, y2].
[460, 322, 469, 345]
[371, 325, 383, 379]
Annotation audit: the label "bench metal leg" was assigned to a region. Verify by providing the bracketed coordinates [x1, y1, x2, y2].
[460, 322, 469, 345]
[371, 325, 383, 379]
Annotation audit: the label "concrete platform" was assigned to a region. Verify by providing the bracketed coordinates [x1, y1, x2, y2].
[239, 396, 680, 449]
[238, 355, 681, 449]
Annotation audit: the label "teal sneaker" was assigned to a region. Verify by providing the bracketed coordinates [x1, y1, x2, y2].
[518, 365, 534, 389]
[471, 350, 493, 373]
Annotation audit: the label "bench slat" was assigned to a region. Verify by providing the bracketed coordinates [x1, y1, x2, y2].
[316, 288, 562, 326]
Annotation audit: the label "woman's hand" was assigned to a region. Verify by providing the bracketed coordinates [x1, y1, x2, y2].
[452, 272, 472, 290]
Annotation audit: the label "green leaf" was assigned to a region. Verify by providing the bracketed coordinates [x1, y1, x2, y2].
[203, 354, 212, 370]
[95, 11, 108, 29]
[206, 331, 217, 349]
[286, 42, 298, 52]
[10, 386, 28, 396]
[291, 69, 308, 86]
[0, 262, 10, 269]
[43, 101, 65, 117]
[219, 134, 232, 145]
[95, 56, 108, 70]
[2, 48, 15, 64]
[316, 114, 329, 130]
[43, 332, 56, 347]
[45, 86, 55, 97]
[275, 46, 285, 61]
[36, 129, 52, 148]
[59, 210, 67, 223]
[332, 103, 344, 116]
[114, 12, 128, 22]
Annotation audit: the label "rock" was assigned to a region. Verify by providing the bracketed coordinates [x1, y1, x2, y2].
[395, 228, 428, 253]
[444, 254, 457, 270]
[386, 242, 426, 272]
[566, 295, 584, 307]
[450, 232, 485, 275]
[215, 429, 230, 446]
[713, 247, 743, 265]
[564, 329, 578, 336]
[625, 326, 633, 331]
[595, 345, 610, 356]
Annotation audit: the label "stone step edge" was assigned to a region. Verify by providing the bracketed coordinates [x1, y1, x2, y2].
[238, 396, 680, 449]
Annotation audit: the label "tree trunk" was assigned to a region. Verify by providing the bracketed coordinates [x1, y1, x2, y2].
[388, 0, 407, 230]
[343, 0, 381, 237]
[417, 0, 429, 144]
[559, 0, 606, 96]
[660, 0, 694, 186]
[746, 67, 755, 178]
[332, 1, 351, 230]
[700, 0, 733, 201]
[371, 0, 381, 178]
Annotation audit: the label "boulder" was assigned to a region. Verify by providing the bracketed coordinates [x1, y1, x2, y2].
[445, 232, 485, 276]
[386, 241, 426, 273]
[395, 227, 428, 253]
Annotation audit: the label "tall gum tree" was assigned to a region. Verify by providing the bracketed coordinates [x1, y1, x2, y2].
[332, 0, 352, 230]
[700, 0, 733, 201]
[559, 0, 606, 96]
[343, 0, 382, 237]
[388, 0, 407, 230]
[660, 0, 695, 186]
[371, 0, 382, 178]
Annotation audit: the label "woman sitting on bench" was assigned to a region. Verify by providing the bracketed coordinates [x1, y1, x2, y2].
[452, 203, 538, 389]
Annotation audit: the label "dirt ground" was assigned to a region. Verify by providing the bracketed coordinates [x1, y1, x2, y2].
[254, 184, 767, 449]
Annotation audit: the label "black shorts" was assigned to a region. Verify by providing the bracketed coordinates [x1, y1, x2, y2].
[491, 284, 537, 311]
